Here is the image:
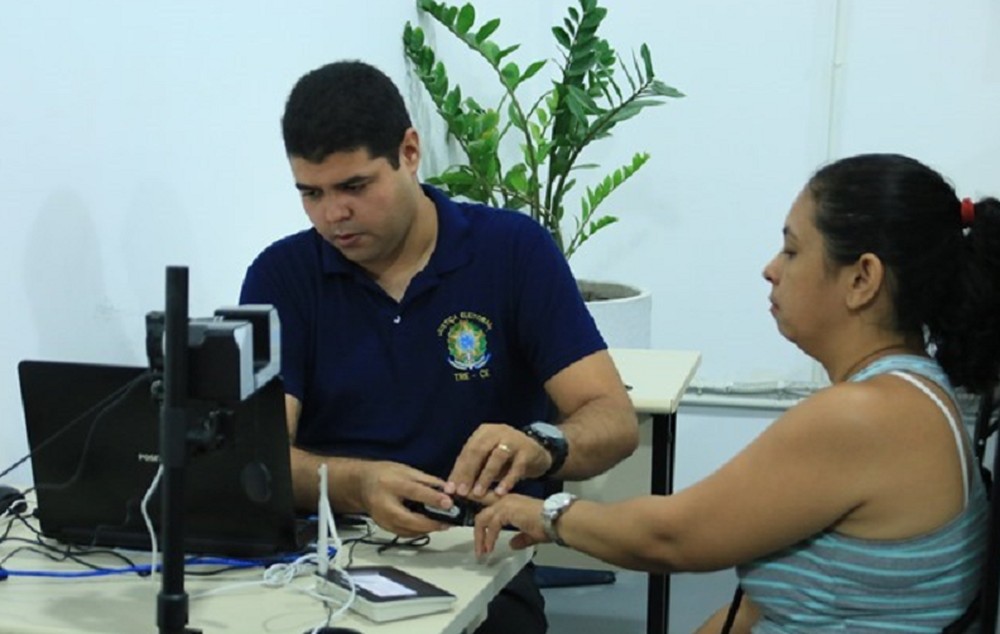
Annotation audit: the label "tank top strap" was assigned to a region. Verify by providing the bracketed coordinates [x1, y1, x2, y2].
[850, 354, 972, 504]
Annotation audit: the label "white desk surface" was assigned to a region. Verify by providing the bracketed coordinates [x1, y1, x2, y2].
[0, 516, 530, 634]
[610, 348, 702, 415]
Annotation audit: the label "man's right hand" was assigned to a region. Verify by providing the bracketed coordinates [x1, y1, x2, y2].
[358, 460, 457, 537]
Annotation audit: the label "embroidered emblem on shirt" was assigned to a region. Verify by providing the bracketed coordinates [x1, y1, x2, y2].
[438, 312, 493, 379]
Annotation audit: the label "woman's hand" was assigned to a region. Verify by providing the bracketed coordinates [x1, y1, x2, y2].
[473, 493, 547, 556]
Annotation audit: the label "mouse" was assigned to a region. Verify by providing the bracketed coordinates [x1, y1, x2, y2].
[302, 628, 363, 634]
[0, 485, 26, 516]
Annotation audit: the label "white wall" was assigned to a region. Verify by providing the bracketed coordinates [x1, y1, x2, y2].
[1, 0, 998, 537]
[2, 1, 997, 628]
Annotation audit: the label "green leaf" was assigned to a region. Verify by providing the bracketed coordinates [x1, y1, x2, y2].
[529, 121, 543, 143]
[444, 87, 462, 116]
[552, 26, 571, 49]
[650, 80, 685, 98]
[508, 101, 525, 130]
[496, 44, 520, 62]
[579, 7, 607, 31]
[521, 60, 546, 83]
[480, 41, 500, 65]
[567, 84, 600, 115]
[536, 107, 549, 127]
[434, 167, 478, 188]
[480, 108, 500, 132]
[500, 62, 520, 90]
[589, 215, 618, 233]
[456, 4, 475, 35]
[640, 43, 654, 78]
[504, 164, 529, 195]
[476, 18, 501, 43]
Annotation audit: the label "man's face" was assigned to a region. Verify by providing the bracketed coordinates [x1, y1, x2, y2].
[290, 130, 423, 275]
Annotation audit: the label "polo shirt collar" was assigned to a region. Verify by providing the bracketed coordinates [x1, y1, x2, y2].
[422, 184, 472, 275]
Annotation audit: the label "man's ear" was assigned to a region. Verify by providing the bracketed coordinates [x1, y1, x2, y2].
[845, 252, 885, 310]
[399, 127, 421, 173]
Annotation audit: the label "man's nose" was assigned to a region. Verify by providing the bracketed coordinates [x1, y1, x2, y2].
[320, 195, 351, 223]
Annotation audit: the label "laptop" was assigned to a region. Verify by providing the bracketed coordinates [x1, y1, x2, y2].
[17, 359, 315, 557]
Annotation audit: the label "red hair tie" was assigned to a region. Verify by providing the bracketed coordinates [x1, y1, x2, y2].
[960, 197, 975, 227]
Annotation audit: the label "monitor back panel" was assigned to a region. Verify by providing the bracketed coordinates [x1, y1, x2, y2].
[18, 360, 305, 556]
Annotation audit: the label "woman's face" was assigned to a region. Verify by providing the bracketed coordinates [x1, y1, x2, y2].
[762, 189, 850, 351]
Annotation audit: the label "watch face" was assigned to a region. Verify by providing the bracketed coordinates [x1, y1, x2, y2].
[530, 421, 563, 440]
[544, 492, 575, 513]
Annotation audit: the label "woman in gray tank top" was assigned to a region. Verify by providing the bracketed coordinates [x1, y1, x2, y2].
[472, 154, 1000, 633]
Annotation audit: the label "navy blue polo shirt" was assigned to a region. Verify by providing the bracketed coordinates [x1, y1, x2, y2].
[239, 185, 605, 480]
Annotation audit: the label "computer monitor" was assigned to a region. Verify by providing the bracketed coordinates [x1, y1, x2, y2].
[18, 359, 311, 557]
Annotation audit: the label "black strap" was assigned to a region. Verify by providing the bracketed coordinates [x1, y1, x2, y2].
[720, 585, 744, 634]
[941, 594, 979, 633]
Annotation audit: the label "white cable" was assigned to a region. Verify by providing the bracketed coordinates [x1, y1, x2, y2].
[312, 462, 355, 628]
[140, 465, 165, 581]
[178, 463, 357, 630]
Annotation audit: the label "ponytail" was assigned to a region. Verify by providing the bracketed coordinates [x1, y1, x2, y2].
[932, 197, 1000, 393]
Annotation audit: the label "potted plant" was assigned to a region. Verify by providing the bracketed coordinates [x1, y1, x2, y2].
[402, 0, 683, 346]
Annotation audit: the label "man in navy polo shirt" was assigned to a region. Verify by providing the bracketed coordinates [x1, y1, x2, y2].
[240, 60, 638, 634]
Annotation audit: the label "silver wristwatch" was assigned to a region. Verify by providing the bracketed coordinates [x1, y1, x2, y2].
[541, 492, 577, 546]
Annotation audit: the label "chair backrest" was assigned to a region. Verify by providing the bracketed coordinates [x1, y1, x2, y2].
[960, 390, 999, 633]
[977, 390, 1000, 633]
[943, 389, 999, 634]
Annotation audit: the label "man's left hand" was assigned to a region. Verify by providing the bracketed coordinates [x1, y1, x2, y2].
[444, 423, 551, 498]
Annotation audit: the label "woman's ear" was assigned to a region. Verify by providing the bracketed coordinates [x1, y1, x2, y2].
[845, 252, 885, 311]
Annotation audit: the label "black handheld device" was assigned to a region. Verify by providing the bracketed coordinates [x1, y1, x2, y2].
[403, 494, 482, 526]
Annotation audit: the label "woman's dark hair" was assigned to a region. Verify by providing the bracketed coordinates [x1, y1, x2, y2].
[282, 60, 412, 166]
[808, 153, 1000, 393]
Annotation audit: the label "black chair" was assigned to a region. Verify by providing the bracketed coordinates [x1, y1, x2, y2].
[944, 389, 1000, 633]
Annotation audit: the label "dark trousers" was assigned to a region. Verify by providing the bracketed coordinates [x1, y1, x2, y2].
[474, 562, 548, 634]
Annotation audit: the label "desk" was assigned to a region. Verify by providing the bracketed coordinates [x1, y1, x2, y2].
[0, 513, 531, 634]
[537, 348, 700, 634]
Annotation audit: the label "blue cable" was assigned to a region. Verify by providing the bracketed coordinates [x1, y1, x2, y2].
[0, 547, 336, 580]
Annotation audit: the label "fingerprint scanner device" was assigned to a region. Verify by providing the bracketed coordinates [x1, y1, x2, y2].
[317, 565, 457, 623]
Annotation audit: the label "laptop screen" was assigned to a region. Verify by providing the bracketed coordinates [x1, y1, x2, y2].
[17, 360, 308, 557]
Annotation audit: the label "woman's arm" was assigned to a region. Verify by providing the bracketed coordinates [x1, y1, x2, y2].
[475, 383, 883, 571]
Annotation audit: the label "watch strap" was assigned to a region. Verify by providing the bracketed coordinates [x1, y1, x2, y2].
[525, 424, 567, 479]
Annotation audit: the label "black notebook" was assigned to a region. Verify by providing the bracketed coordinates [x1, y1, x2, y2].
[17, 359, 313, 557]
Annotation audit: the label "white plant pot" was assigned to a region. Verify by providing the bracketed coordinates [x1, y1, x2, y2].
[578, 280, 652, 349]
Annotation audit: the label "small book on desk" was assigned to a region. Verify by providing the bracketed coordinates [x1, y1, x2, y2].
[317, 565, 456, 622]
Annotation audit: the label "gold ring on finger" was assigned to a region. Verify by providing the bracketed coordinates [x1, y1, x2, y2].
[496, 443, 512, 453]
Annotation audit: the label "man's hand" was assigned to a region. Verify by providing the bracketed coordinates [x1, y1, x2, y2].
[358, 460, 457, 537]
[473, 493, 546, 557]
[444, 423, 551, 498]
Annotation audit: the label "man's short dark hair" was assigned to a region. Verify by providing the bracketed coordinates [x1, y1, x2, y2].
[282, 60, 412, 167]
